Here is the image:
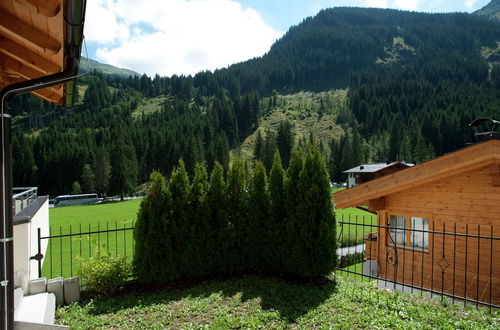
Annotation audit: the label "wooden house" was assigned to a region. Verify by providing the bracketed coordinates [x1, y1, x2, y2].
[344, 162, 414, 188]
[334, 139, 500, 306]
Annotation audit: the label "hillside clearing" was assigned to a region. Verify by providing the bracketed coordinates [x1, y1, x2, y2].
[233, 90, 348, 162]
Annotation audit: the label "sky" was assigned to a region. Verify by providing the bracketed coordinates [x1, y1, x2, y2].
[83, 0, 492, 77]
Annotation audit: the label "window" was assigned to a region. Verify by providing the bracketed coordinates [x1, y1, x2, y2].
[410, 217, 429, 249]
[388, 214, 429, 251]
[389, 215, 406, 246]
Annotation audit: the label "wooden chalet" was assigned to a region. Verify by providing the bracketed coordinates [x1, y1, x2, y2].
[344, 161, 413, 188]
[334, 139, 500, 306]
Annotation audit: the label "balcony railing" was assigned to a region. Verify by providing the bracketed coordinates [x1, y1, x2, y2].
[13, 187, 38, 215]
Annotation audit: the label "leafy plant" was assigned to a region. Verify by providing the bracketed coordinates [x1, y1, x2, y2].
[79, 249, 131, 295]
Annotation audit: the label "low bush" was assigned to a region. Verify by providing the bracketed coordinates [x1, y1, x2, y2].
[79, 250, 131, 295]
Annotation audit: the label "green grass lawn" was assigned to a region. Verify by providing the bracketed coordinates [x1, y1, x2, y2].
[43, 199, 142, 278]
[55, 274, 499, 329]
[336, 207, 376, 247]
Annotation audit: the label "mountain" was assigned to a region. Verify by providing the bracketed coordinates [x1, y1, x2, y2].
[474, 0, 500, 21]
[9, 7, 500, 195]
[79, 57, 139, 77]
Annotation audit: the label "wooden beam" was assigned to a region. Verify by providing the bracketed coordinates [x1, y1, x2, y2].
[334, 140, 500, 209]
[0, 9, 61, 54]
[0, 37, 61, 74]
[31, 86, 63, 105]
[0, 57, 61, 95]
[14, 0, 61, 17]
[367, 197, 386, 212]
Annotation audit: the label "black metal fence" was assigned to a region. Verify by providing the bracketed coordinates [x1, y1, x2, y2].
[335, 214, 500, 310]
[35, 220, 135, 279]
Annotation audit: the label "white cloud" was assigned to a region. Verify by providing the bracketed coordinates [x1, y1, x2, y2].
[365, 0, 389, 8]
[392, 0, 421, 11]
[84, 0, 283, 77]
[464, 0, 478, 10]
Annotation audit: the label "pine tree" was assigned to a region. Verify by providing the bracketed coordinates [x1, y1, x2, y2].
[276, 121, 294, 168]
[81, 164, 95, 193]
[292, 147, 337, 278]
[167, 160, 192, 278]
[109, 131, 138, 200]
[226, 158, 249, 272]
[253, 129, 264, 162]
[93, 147, 111, 197]
[189, 163, 211, 277]
[269, 151, 286, 273]
[283, 150, 304, 275]
[207, 162, 228, 274]
[134, 171, 176, 283]
[248, 161, 270, 273]
[71, 181, 82, 195]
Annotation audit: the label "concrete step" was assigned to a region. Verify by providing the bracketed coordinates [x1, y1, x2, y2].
[15, 292, 56, 325]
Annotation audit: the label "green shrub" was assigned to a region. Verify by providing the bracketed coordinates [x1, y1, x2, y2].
[79, 251, 131, 294]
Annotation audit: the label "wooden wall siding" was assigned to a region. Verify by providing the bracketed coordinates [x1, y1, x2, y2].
[385, 165, 500, 225]
[375, 222, 499, 305]
[370, 166, 500, 306]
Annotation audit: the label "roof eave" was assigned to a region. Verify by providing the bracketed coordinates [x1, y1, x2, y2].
[334, 140, 500, 209]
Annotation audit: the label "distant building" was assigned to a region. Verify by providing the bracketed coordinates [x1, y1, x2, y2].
[343, 162, 414, 188]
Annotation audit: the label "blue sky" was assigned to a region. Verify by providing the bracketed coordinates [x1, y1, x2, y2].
[83, 0, 492, 77]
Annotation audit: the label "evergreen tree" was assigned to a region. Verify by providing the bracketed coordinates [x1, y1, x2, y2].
[109, 131, 138, 200]
[189, 163, 211, 277]
[269, 151, 286, 273]
[134, 171, 176, 282]
[253, 129, 264, 162]
[207, 162, 228, 274]
[81, 164, 95, 193]
[248, 161, 270, 273]
[276, 121, 294, 168]
[167, 160, 192, 278]
[93, 147, 111, 197]
[71, 181, 82, 195]
[283, 150, 304, 275]
[291, 147, 337, 278]
[226, 158, 249, 272]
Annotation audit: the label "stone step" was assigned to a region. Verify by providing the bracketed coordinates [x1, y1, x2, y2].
[15, 292, 55, 325]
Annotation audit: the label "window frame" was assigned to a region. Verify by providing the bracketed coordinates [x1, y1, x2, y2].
[387, 211, 431, 253]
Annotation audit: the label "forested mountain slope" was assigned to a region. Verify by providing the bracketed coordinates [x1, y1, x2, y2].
[475, 0, 500, 21]
[9, 6, 500, 195]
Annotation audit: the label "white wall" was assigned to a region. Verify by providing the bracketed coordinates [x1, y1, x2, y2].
[13, 199, 49, 291]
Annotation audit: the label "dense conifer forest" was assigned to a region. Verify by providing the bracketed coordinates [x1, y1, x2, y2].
[10, 7, 500, 196]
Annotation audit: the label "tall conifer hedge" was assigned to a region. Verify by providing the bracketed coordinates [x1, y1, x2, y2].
[134, 148, 337, 283]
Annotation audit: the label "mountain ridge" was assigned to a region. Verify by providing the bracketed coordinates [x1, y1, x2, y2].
[474, 0, 500, 21]
[79, 57, 140, 77]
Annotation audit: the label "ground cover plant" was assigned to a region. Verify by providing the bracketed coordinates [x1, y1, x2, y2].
[56, 274, 499, 329]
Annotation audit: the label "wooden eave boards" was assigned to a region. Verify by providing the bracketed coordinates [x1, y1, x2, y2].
[334, 139, 500, 209]
[0, 0, 65, 104]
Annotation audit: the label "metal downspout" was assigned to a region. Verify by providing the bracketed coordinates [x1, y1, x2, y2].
[0, 0, 86, 328]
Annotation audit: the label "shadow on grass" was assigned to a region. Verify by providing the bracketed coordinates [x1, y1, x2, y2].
[82, 274, 338, 323]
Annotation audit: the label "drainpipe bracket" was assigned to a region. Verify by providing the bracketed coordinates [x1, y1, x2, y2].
[0, 237, 13, 243]
[0, 114, 11, 118]
[0, 281, 8, 287]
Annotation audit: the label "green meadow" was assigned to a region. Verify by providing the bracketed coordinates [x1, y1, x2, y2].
[42, 199, 142, 278]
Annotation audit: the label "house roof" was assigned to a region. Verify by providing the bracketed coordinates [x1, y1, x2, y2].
[343, 162, 414, 174]
[0, 0, 84, 105]
[334, 139, 500, 209]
